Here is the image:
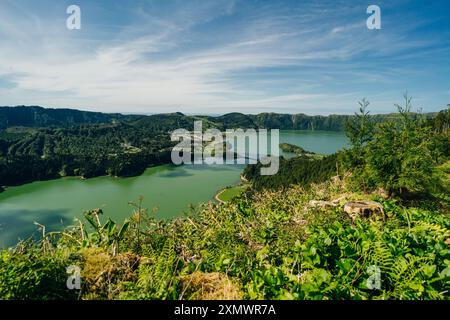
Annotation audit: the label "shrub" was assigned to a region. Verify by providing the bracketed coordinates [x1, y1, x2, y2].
[343, 94, 449, 196]
[0, 248, 76, 300]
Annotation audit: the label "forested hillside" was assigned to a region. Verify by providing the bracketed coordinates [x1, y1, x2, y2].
[0, 106, 141, 129]
[0, 105, 440, 131]
[244, 154, 339, 190]
[0, 122, 174, 186]
[221, 111, 438, 131]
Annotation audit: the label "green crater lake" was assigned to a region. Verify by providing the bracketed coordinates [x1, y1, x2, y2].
[0, 130, 348, 247]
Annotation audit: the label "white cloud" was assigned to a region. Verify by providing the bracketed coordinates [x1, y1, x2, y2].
[0, 0, 448, 114]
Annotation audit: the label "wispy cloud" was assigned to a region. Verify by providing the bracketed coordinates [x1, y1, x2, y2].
[0, 0, 449, 114]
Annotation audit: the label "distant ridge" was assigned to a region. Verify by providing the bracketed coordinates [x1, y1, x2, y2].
[0, 105, 143, 128]
[0, 105, 440, 131]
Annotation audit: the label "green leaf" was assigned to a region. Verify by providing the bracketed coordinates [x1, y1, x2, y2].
[423, 265, 436, 278]
[118, 220, 130, 239]
[439, 267, 450, 278]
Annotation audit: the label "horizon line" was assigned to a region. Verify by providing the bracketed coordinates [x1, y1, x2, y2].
[1, 104, 445, 118]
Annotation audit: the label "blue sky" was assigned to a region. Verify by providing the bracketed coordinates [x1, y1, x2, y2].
[0, 0, 449, 115]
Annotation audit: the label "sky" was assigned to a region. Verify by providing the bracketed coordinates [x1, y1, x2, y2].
[0, 0, 449, 115]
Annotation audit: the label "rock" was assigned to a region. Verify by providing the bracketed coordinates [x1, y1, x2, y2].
[344, 201, 385, 221]
[308, 200, 337, 209]
[331, 196, 346, 205]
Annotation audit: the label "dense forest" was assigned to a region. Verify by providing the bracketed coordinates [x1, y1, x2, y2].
[0, 110, 231, 187]
[0, 122, 174, 186]
[244, 154, 338, 190]
[217, 111, 438, 131]
[0, 106, 140, 129]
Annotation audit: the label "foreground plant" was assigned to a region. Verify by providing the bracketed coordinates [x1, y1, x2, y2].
[0, 180, 448, 300]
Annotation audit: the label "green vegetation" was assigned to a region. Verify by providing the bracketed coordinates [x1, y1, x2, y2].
[0, 109, 218, 187]
[4, 105, 436, 131]
[427, 107, 450, 135]
[0, 105, 139, 128]
[0, 123, 174, 186]
[0, 105, 443, 188]
[244, 154, 338, 190]
[279, 143, 308, 155]
[249, 111, 436, 131]
[245, 97, 449, 196]
[0, 99, 448, 300]
[342, 95, 449, 197]
[216, 185, 248, 203]
[0, 179, 448, 300]
[3, 106, 436, 131]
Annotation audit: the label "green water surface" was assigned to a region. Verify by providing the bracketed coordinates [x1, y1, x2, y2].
[0, 130, 348, 247]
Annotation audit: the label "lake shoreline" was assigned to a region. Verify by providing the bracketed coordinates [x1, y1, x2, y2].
[214, 189, 226, 204]
[214, 175, 250, 204]
[0, 162, 177, 192]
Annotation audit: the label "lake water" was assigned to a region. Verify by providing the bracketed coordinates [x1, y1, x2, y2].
[0, 130, 348, 247]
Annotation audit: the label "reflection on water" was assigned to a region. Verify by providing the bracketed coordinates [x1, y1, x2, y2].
[0, 208, 70, 247]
